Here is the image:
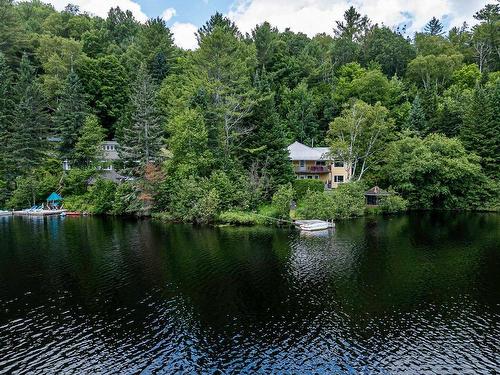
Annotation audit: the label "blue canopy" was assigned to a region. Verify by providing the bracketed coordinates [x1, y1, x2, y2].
[46, 192, 63, 202]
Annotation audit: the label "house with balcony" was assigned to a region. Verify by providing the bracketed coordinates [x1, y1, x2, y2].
[287, 141, 349, 189]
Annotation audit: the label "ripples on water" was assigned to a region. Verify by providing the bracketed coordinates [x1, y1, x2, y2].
[0, 213, 499, 374]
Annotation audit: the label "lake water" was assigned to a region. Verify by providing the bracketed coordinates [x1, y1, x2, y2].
[0, 213, 499, 374]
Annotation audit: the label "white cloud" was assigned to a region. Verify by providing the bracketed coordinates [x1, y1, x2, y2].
[161, 7, 176, 22]
[171, 22, 199, 50]
[227, 0, 491, 36]
[44, 0, 148, 22]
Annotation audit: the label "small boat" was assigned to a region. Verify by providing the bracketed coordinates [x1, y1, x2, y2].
[0, 210, 12, 216]
[62, 212, 81, 217]
[300, 222, 330, 231]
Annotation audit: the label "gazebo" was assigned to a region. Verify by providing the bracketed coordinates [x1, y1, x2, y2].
[46, 192, 63, 209]
[365, 186, 390, 206]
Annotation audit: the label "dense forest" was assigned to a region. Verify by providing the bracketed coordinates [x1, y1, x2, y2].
[0, 0, 498, 222]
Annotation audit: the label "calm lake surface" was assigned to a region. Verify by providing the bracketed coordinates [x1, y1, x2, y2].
[0, 213, 499, 374]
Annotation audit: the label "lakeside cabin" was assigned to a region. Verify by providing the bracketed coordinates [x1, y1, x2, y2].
[365, 186, 391, 206]
[287, 141, 349, 189]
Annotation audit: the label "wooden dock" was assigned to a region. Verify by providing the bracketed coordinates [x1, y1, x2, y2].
[13, 210, 66, 217]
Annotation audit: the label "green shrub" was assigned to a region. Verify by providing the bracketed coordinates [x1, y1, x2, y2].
[272, 183, 294, 219]
[378, 194, 408, 213]
[61, 168, 95, 196]
[296, 182, 366, 220]
[218, 210, 261, 225]
[293, 179, 324, 200]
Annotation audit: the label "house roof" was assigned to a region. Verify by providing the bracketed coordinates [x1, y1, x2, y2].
[365, 186, 390, 196]
[88, 170, 127, 185]
[287, 141, 331, 161]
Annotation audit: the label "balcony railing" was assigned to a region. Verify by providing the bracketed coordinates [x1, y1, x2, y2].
[295, 166, 330, 173]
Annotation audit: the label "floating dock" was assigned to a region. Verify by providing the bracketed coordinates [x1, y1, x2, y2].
[13, 210, 67, 217]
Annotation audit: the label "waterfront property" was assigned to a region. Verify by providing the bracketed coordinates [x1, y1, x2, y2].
[62, 141, 127, 183]
[287, 141, 349, 189]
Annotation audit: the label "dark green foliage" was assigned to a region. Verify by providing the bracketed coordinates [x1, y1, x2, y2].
[0, 52, 15, 193]
[424, 17, 444, 36]
[118, 65, 163, 177]
[378, 194, 408, 213]
[296, 182, 366, 220]
[380, 134, 492, 210]
[362, 26, 416, 77]
[78, 55, 129, 132]
[54, 71, 88, 159]
[10, 54, 49, 175]
[406, 95, 427, 133]
[7, 159, 62, 209]
[461, 81, 500, 178]
[293, 179, 325, 201]
[271, 184, 294, 220]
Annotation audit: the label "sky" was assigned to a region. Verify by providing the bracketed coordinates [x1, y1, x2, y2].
[43, 0, 492, 50]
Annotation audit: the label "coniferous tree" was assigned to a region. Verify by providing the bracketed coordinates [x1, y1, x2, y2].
[73, 114, 106, 167]
[406, 95, 427, 133]
[424, 17, 444, 36]
[54, 70, 88, 160]
[461, 81, 500, 178]
[10, 54, 49, 175]
[118, 65, 163, 177]
[0, 52, 15, 203]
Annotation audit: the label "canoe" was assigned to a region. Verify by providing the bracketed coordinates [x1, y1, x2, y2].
[64, 212, 82, 216]
[300, 222, 330, 231]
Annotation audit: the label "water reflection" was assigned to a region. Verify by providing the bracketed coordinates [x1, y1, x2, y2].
[0, 213, 499, 373]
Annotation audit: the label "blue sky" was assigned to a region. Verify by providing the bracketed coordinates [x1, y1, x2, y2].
[45, 0, 492, 50]
[139, 0, 233, 26]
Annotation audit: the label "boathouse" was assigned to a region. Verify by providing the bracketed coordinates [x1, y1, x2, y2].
[365, 186, 390, 206]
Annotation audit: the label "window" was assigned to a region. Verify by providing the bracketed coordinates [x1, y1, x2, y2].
[307, 175, 313, 179]
[299, 160, 305, 167]
[334, 161, 344, 168]
[313, 175, 319, 180]
[300, 176, 306, 180]
[315, 161, 326, 166]
[334, 175, 344, 183]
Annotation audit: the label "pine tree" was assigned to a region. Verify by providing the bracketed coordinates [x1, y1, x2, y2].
[54, 70, 88, 160]
[461, 82, 500, 178]
[244, 77, 294, 198]
[73, 114, 106, 167]
[406, 95, 427, 134]
[0, 52, 15, 203]
[118, 65, 163, 177]
[10, 54, 49, 175]
[424, 17, 444, 36]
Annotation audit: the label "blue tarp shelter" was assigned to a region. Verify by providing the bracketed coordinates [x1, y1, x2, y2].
[46, 192, 63, 208]
[47, 192, 63, 202]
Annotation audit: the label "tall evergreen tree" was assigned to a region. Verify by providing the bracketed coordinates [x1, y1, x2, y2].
[407, 94, 427, 133]
[73, 114, 106, 167]
[0, 52, 15, 202]
[10, 54, 49, 175]
[461, 81, 500, 178]
[118, 65, 163, 177]
[54, 70, 88, 159]
[424, 17, 444, 36]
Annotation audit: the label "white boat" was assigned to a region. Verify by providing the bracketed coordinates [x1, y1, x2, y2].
[0, 210, 12, 216]
[299, 222, 330, 231]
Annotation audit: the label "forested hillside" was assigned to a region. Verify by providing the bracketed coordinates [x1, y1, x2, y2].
[0, 0, 498, 220]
